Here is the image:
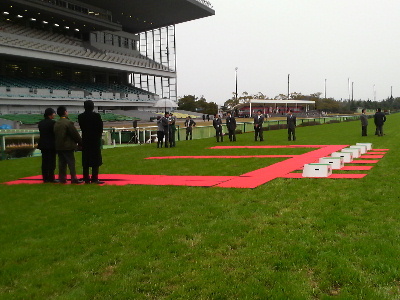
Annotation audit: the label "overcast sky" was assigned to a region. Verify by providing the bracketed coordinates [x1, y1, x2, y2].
[175, 0, 400, 105]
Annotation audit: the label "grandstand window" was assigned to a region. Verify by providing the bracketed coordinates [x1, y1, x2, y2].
[5, 63, 26, 77]
[123, 38, 129, 49]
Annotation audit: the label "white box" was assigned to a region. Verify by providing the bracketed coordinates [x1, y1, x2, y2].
[356, 143, 373, 150]
[341, 148, 361, 158]
[350, 145, 367, 154]
[302, 163, 332, 177]
[319, 157, 344, 170]
[331, 151, 353, 163]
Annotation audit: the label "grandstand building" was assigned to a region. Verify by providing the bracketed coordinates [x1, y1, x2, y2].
[0, 0, 214, 114]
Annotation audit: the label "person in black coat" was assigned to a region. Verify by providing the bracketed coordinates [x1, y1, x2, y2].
[253, 110, 264, 141]
[78, 100, 104, 184]
[287, 110, 297, 141]
[37, 108, 57, 183]
[374, 108, 386, 136]
[213, 113, 223, 142]
[226, 111, 237, 142]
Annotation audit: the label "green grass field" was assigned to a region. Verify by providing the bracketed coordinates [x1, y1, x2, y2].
[1, 114, 399, 299]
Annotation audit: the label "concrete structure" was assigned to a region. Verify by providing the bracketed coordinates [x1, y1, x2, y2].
[0, 0, 215, 114]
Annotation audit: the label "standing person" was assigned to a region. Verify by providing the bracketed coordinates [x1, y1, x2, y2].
[213, 113, 223, 142]
[161, 112, 170, 147]
[206, 114, 210, 121]
[37, 108, 57, 183]
[253, 110, 264, 141]
[374, 108, 386, 136]
[360, 108, 368, 136]
[54, 106, 83, 184]
[78, 100, 104, 184]
[156, 115, 164, 148]
[168, 113, 176, 147]
[287, 110, 297, 141]
[184, 116, 196, 140]
[226, 111, 237, 142]
[202, 114, 206, 122]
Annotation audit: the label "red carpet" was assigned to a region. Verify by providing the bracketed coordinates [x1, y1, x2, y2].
[3, 145, 388, 189]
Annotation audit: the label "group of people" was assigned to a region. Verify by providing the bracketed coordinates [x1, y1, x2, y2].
[156, 112, 177, 148]
[360, 108, 387, 137]
[37, 100, 103, 184]
[213, 109, 297, 142]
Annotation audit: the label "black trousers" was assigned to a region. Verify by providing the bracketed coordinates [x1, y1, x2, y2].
[57, 150, 77, 182]
[228, 129, 236, 142]
[288, 127, 296, 141]
[254, 126, 263, 141]
[215, 127, 223, 142]
[362, 125, 367, 136]
[376, 125, 384, 136]
[41, 149, 56, 182]
[157, 131, 164, 147]
[83, 166, 99, 182]
[186, 127, 193, 140]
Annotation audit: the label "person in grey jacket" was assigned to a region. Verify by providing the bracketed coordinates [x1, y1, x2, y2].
[54, 106, 83, 184]
[360, 108, 368, 136]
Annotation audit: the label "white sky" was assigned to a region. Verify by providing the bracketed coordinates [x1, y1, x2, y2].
[175, 0, 400, 105]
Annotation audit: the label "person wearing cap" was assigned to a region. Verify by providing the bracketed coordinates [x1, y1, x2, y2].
[37, 108, 57, 183]
[54, 106, 83, 184]
[78, 100, 104, 184]
[213, 113, 223, 142]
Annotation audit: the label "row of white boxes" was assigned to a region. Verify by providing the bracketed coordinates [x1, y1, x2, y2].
[302, 143, 373, 177]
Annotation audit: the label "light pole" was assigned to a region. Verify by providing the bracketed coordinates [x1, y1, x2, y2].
[324, 78, 327, 99]
[351, 82, 354, 101]
[235, 67, 238, 103]
[287, 74, 290, 99]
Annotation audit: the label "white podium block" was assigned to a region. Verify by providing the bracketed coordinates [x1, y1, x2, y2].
[350, 145, 367, 154]
[356, 142, 373, 150]
[319, 157, 344, 170]
[302, 163, 332, 177]
[331, 151, 353, 163]
[341, 148, 361, 158]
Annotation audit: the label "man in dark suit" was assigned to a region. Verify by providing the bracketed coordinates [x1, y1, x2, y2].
[374, 108, 386, 136]
[360, 108, 368, 136]
[78, 100, 104, 184]
[253, 110, 264, 141]
[213, 113, 223, 142]
[226, 111, 236, 142]
[184, 116, 196, 140]
[38, 108, 57, 183]
[287, 110, 296, 141]
[161, 112, 170, 147]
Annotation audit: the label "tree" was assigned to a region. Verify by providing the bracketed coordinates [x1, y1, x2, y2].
[178, 95, 197, 111]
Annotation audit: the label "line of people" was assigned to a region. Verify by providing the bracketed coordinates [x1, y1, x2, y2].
[37, 100, 104, 184]
[212, 109, 297, 142]
[360, 107, 387, 137]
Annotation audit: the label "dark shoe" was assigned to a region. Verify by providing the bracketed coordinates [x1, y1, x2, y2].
[71, 179, 84, 184]
[59, 180, 67, 184]
[91, 180, 105, 184]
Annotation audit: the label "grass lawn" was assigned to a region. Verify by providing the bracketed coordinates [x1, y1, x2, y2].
[1, 114, 400, 299]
